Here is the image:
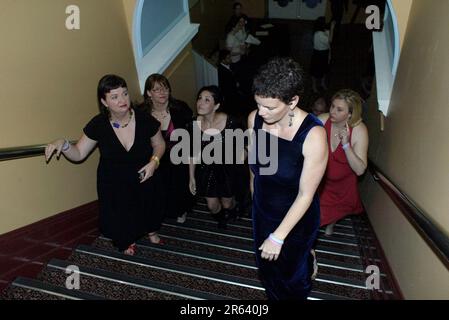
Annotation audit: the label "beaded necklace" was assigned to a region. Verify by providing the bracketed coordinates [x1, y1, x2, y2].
[111, 109, 133, 129]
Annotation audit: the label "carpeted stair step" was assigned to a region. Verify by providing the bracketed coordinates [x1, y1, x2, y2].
[93, 238, 260, 281]
[142, 234, 256, 263]
[316, 250, 363, 266]
[160, 223, 254, 249]
[158, 218, 372, 289]
[39, 259, 224, 300]
[68, 245, 267, 300]
[159, 225, 254, 252]
[312, 274, 371, 300]
[308, 290, 353, 300]
[2, 276, 104, 300]
[315, 242, 362, 256]
[188, 210, 253, 229]
[163, 219, 252, 238]
[137, 238, 257, 267]
[90, 237, 377, 300]
[159, 221, 364, 264]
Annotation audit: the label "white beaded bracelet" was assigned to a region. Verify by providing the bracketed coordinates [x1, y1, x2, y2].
[268, 233, 284, 246]
[62, 139, 70, 152]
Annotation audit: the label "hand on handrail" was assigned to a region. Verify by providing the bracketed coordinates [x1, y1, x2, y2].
[45, 139, 67, 162]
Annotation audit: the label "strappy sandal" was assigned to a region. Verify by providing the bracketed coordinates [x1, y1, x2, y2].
[311, 249, 318, 280]
[124, 243, 137, 256]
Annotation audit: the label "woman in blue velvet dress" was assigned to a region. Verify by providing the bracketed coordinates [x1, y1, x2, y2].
[248, 57, 328, 300]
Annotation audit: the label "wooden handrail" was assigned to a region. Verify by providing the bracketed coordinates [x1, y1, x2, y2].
[368, 160, 449, 268]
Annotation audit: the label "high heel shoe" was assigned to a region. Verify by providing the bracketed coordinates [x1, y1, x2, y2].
[148, 232, 164, 245]
[310, 249, 318, 280]
[215, 209, 229, 229]
[176, 212, 187, 224]
[325, 223, 335, 236]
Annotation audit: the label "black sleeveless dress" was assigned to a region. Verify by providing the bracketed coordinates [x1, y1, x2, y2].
[190, 115, 238, 198]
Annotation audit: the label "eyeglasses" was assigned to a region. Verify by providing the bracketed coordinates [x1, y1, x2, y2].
[151, 87, 169, 93]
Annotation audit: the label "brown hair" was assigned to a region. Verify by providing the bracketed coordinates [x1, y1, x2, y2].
[143, 73, 172, 111]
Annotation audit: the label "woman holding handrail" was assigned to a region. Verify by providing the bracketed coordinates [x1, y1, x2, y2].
[45, 74, 165, 255]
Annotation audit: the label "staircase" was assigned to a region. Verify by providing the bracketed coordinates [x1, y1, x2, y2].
[1, 199, 401, 300]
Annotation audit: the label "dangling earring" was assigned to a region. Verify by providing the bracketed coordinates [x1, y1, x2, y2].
[288, 110, 295, 127]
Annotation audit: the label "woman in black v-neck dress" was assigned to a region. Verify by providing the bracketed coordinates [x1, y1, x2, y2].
[45, 75, 165, 255]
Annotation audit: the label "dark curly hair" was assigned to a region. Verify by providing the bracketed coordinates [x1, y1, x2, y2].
[252, 57, 304, 105]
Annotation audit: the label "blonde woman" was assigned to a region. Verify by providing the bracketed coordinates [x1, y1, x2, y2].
[318, 89, 369, 235]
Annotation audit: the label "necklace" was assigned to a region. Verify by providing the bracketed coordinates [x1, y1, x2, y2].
[111, 109, 133, 129]
[152, 109, 169, 122]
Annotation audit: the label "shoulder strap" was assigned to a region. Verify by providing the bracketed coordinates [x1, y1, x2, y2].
[253, 112, 263, 130]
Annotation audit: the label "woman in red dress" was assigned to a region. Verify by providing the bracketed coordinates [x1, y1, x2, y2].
[318, 89, 369, 235]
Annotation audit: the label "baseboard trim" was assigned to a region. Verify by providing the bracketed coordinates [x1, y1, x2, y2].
[0, 201, 99, 295]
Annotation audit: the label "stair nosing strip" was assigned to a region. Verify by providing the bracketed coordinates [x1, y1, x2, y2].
[317, 259, 364, 273]
[321, 229, 374, 239]
[314, 274, 367, 290]
[46, 259, 229, 300]
[192, 208, 253, 223]
[158, 230, 254, 251]
[136, 240, 257, 269]
[12, 277, 104, 300]
[75, 245, 265, 291]
[162, 223, 253, 241]
[13, 282, 81, 300]
[308, 290, 354, 300]
[158, 234, 254, 254]
[332, 223, 354, 230]
[315, 248, 361, 259]
[93, 242, 372, 290]
[160, 234, 363, 260]
[317, 238, 359, 247]
[186, 216, 253, 231]
[318, 229, 358, 238]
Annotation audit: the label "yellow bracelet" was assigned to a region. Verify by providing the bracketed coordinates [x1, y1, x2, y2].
[150, 155, 160, 167]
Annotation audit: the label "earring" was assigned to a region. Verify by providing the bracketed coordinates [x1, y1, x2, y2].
[288, 110, 295, 127]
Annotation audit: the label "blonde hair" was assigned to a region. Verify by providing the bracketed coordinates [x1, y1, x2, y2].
[331, 89, 363, 127]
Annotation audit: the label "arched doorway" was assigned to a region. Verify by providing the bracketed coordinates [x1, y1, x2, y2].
[132, 0, 199, 92]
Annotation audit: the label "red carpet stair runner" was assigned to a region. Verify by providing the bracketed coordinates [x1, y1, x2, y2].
[1, 199, 401, 300]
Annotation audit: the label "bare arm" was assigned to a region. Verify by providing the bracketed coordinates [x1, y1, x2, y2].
[138, 129, 166, 183]
[45, 134, 97, 163]
[247, 110, 257, 198]
[318, 113, 329, 125]
[150, 129, 165, 162]
[188, 160, 197, 195]
[272, 126, 328, 240]
[344, 123, 368, 176]
[259, 126, 328, 261]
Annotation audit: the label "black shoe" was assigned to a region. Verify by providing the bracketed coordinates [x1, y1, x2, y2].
[213, 210, 228, 229]
[228, 206, 241, 221]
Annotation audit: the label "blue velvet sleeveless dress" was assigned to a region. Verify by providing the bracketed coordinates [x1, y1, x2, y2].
[249, 112, 322, 300]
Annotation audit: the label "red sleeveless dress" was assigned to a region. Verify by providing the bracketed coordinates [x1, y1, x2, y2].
[319, 119, 364, 226]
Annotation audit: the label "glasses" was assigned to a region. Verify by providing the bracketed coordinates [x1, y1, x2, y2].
[151, 87, 169, 94]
